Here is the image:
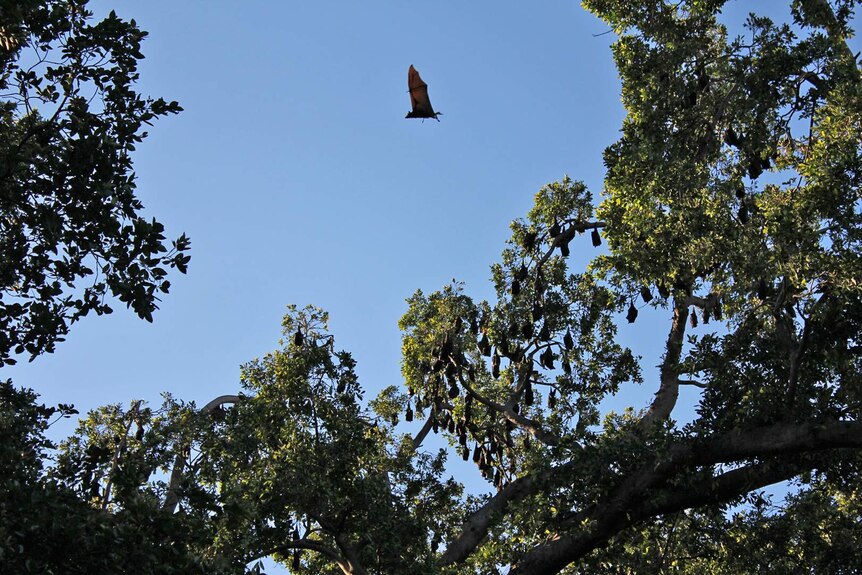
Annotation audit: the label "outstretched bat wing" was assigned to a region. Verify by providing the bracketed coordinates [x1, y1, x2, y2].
[407, 65, 438, 119]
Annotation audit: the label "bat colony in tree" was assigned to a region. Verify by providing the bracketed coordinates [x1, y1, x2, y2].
[406, 65, 441, 121]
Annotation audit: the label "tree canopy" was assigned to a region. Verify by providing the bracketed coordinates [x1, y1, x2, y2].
[0, 0, 188, 364]
[3, 0, 862, 574]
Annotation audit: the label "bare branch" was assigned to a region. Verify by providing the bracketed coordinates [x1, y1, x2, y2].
[411, 414, 436, 450]
[638, 300, 688, 430]
[678, 379, 706, 389]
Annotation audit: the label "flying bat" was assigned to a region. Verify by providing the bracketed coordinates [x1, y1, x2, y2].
[406, 65, 441, 121]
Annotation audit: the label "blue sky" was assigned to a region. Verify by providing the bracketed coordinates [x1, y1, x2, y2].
[10, 1, 632, 425]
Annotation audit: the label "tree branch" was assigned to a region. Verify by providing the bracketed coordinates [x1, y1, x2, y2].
[255, 539, 357, 575]
[411, 413, 436, 450]
[102, 399, 141, 510]
[162, 394, 241, 512]
[638, 299, 688, 430]
[508, 420, 862, 575]
[458, 370, 560, 446]
[441, 460, 578, 565]
[444, 420, 862, 571]
[798, 0, 861, 82]
[510, 459, 808, 575]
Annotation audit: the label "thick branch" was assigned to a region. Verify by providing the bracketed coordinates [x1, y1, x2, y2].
[639, 460, 807, 519]
[441, 460, 578, 565]
[256, 539, 357, 575]
[445, 420, 862, 570]
[332, 532, 369, 575]
[508, 420, 862, 575]
[510, 460, 808, 575]
[638, 300, 688, 430]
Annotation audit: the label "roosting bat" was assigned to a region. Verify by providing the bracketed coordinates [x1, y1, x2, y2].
[406, 65, 441, 121]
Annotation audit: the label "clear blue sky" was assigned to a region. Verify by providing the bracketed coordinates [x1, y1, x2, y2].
[7, 0, 826, 571]
[10, 1, 632, 423]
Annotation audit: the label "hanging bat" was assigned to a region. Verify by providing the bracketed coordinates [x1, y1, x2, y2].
[406, 65, 442, 121]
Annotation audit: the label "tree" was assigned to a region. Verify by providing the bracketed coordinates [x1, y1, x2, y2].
[11, 0, 862, 574]
[0, 381, 224, 574]
[0, 0, 189, 365]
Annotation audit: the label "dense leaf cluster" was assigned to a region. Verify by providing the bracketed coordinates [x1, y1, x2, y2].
[0, 0, 188, 364]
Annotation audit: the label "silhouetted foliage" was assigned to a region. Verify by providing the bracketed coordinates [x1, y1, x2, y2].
[0, 0, 188, 364]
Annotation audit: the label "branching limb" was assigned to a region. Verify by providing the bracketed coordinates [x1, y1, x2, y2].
[332, 532, 369, 575]
[441, 460, 579, 565]
[509, 420, 862, 575]
[445, 420, 862, 571]
[536, 221, 606, 269]
[101, 399, 141, 510]
[458, 371, 560, 446]
[509, 459, 808, 575]
[255, 539, 360, 575]
[637, 300, 688, 431]
[162, 394, 241, 512]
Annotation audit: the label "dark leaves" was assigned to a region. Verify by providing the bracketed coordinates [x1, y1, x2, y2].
[0, 6, 188, 363]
